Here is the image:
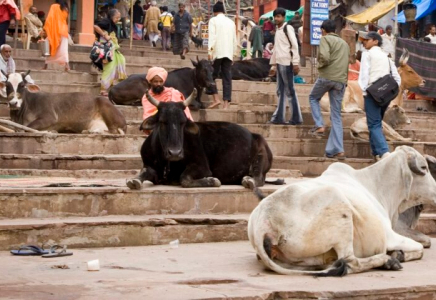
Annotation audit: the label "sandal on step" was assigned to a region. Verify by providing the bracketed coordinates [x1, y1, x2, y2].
[10, 245, 50, 256]
[42, 245, 73, 258]
[309, 127, 325, 138]
[325, 152, 347, 160]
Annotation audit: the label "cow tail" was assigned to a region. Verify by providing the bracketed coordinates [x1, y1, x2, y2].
[253, 187, 266, 201]
[254, 227, 348, 277]
[265, 179, 285, 185]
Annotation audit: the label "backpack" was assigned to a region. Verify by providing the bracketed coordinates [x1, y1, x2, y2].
[282, 23, 293, 59]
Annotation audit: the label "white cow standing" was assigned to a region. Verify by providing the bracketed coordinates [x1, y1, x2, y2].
[248, 146, 436, 276]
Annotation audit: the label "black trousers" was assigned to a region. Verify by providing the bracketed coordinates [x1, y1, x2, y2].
[212, 57, 232, 101]
[0, 21, 10, 47]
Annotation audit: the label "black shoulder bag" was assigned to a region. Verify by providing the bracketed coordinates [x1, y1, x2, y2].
[366, 56, 399, 107]
[158, 15, 168, 31]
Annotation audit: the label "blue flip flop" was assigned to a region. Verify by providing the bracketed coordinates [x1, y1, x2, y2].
[10, 245, 50, 256]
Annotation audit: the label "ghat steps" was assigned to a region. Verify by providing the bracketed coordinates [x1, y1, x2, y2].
[1, 47, 436, 255]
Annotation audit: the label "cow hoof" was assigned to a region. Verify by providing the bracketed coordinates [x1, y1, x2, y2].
[207, 177, 221, 187]
[384, 257, 403, 271]
[389, 250, 405, 263]
[242, 176, 256, 190]
[422, 239, 432, 248]
[126, 179, 142, 190]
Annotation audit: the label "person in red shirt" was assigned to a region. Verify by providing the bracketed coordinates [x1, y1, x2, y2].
[348, 53, 360, 81]
[262, 18, 274, 46]
[0, 0, 21, 47]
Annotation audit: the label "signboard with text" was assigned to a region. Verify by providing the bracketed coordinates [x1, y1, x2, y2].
[310, 0, 329, 45]
[201, 24, 209, 47]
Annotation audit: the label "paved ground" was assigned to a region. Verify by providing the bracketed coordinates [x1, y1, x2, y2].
[2, 241, 436, 300]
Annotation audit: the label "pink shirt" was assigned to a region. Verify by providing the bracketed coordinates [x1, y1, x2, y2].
[142, 87, 193, 121]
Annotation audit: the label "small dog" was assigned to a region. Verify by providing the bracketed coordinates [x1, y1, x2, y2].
[191, 36, 203, 49]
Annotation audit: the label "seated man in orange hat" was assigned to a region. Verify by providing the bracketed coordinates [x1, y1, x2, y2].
[142, 67, 193, 133]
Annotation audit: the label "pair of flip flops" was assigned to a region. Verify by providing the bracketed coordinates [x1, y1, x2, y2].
[10, 244, 73, 258]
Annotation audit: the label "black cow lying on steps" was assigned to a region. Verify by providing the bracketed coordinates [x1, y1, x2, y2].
[126, 88, 283, 190]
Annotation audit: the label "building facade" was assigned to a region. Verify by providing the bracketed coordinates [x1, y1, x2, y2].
[253, 0, 304, 21]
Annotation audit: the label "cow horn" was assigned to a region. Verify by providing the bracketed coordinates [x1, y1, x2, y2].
[145, 89, 160, 107]
[183, 88, 197, 107]
[399, 48, 409, 66]
[408, 153, 426, 176]
[22, 70, 31, 79]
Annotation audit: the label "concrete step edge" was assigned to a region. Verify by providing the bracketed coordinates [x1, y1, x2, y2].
[0, 214, 250, 231]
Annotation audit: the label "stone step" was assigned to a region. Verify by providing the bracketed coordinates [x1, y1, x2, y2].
[0, 166, 300, 179]
[14, 56, 184, 74]
[14, 49, 196, 68]
[0, 168, 139, 179]
[35, 82, 100, 94]
[0, 181, 285, 218]
[0, 214, 248, 250]
[19, 44, 209, 58]
[1, 132, 436, 158]
[190, 110, 436, 129]
[18, 69, 309, 92]
[0, 153, 345, 174]
[272, 156, 374, 176]
[403, 99, 436, 112]
[18, 69, 100, 84]
[0, 153, 364, 177]
[2, 212, 435, 251]
[125, 122, 436, 142]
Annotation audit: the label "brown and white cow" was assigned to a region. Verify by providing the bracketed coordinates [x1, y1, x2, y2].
[350, 105, 412, 142]
[0, 71, 126, 134]
[321, 49, 425, 112]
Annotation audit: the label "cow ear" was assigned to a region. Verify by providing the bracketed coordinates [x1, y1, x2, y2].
[0, 81, 6, 98]
[26, 84, 40, 93]
[392, 104, 399, 109]
[185, 119, 199, 135]
[190, 59, 198, 67]
[140, 114, 158, 131]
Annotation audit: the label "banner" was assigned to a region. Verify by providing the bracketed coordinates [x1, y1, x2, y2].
[310, 0, 329, 46]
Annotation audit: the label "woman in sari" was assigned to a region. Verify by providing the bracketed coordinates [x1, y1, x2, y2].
[43, 0, 69, 71]
[94, 9, 127, 96]
[131, 0, 144, 40]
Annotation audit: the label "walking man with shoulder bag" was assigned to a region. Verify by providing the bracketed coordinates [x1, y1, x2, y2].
[358, 31, 401, 161]
[308, 19, 350, 160]
[268, 8, 302, 125]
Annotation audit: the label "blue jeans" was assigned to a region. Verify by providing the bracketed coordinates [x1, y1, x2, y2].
[364, 94, 390, 156]
[270, 64, 303, 124]
[309, 77, 345, 156]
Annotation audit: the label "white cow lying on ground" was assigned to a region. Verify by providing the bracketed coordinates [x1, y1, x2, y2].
[350, 105, 413, 142]
[248, 146, 436, 276]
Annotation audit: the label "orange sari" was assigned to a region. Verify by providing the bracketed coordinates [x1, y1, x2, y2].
[43, 4, 68, 57]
